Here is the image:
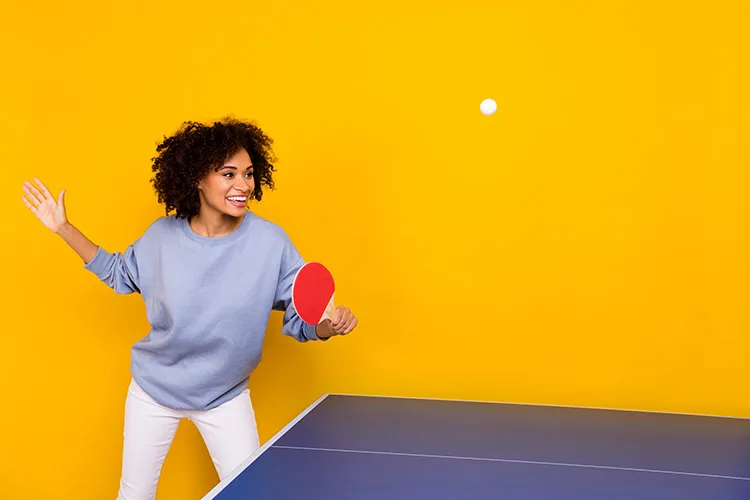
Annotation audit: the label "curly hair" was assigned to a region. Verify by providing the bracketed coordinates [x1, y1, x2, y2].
[150, 116, 277, 219]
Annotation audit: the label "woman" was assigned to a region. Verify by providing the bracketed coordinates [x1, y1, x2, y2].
[21, 117, 358, 500]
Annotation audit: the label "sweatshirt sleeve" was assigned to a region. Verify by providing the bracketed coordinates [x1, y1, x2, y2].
[84, 244, 141, 295]
[272, 236, 325, 342]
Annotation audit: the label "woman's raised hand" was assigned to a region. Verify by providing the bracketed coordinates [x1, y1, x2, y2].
[22, 178, 68, 233]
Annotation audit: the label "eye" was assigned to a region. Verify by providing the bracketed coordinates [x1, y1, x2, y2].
[223, 172, 234, 178]
[246, 171, 254, 178]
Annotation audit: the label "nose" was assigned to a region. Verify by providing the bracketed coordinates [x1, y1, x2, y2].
[234, 176, 254, 192]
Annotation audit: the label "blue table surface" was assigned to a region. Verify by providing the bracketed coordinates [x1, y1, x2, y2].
[205, 394, 750, 499]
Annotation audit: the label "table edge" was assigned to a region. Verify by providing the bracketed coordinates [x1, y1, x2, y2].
[201, 393, 332, 499]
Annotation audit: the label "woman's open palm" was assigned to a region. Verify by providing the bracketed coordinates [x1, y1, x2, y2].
[22, 178, 67, 233]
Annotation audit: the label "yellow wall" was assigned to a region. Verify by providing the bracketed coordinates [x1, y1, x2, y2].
[2, 0, 749, 498]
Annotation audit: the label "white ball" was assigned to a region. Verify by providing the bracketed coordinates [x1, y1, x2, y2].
[480, 98, 497, 116]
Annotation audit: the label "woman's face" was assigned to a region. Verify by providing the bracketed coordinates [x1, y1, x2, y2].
[197, 147, 255, 218]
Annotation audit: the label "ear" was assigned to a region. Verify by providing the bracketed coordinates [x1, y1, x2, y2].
[196, 168, 214, 191]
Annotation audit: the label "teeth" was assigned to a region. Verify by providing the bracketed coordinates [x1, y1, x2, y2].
[228, 197, 246, 201]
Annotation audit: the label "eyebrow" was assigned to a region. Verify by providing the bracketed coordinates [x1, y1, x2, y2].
[218, 165, 253, 171]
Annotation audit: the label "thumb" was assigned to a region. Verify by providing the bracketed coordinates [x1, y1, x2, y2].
[58, 189, 66, 205]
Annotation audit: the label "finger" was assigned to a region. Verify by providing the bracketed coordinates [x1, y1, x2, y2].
[26, 180, 47, 202]
[345, 314, 357, 332]
[333, 307, 349, 329]
[341, 314, 357, 335]
[331, 307, 344, 327]
[335, 311, 352, 331]
[58, 189, 66, 206]
[342, 316, 358, 335]
[22, 195, 38, 213]
[22, 183, 43, 206]
[338, 312, 356, 334]
[34, 178, 53, 200]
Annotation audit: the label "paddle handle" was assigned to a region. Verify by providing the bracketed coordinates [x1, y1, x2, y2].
[320, 294, 336, 323]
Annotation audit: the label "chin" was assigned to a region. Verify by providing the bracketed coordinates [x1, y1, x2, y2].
[221, 210, 245, 219]
[223, 203, 247, 217]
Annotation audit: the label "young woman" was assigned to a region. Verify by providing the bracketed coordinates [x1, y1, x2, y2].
[21, 117, 358, 500]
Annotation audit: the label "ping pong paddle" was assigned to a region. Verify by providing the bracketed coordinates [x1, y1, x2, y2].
[292, 262, 336, 325]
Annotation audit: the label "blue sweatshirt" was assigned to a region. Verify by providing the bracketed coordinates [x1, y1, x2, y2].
[84, 210, 323, 411]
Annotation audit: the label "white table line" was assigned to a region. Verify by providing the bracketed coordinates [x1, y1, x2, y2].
[273, 445, 750, 482]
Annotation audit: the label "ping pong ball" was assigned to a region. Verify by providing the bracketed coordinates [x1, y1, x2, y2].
[480, 98, 497, 116]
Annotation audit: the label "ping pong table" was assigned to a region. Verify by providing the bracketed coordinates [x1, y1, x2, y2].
[203, 393, 750, 499]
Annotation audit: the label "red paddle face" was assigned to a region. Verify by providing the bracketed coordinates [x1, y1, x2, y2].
[292, 262, 335, 324]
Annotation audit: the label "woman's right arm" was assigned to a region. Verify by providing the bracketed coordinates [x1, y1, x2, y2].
[55, 222, 98, 265]
[22, 178, 141, 294]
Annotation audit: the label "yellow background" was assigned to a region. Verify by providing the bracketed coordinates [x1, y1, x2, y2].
[2, 0, 749, 498]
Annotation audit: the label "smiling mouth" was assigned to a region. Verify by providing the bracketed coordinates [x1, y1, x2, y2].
[227, 196, 247, 206]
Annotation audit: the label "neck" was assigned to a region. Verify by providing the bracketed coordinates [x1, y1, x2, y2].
[189, 208, 245, 238]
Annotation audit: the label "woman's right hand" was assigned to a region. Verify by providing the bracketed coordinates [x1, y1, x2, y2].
[22, 178, 68, 233]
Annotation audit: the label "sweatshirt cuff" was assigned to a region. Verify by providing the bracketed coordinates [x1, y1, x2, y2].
[83, 246, 111, 277]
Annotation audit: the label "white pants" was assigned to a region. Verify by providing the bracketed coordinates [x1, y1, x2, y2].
[117, 379, 260, 500]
